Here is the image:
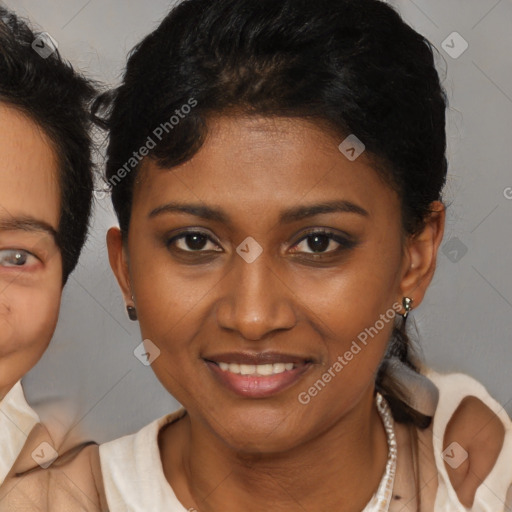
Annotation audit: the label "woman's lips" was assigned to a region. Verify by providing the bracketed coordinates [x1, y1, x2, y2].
[204, 353, 313, 398]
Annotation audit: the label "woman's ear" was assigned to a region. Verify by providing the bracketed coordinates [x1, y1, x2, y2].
[399, 201, 446, 308]
[106, 227, 133, 304]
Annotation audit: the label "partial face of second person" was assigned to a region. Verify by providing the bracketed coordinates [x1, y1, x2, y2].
[0, 103, 62, 399]
[109, 115, 444, 453]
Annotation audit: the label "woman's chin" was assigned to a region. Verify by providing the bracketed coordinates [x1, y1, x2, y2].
[203, 407, 312, 455]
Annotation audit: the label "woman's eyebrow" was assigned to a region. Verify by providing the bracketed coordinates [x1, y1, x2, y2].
[279, 200, 369, 223]
[148, 199, 369, 225]
[0, 216, 59, 243]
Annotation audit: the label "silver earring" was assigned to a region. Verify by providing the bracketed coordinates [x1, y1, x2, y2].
[402, 297, 413, 319]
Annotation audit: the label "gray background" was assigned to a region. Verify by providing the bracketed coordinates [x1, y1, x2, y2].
[3, 0, 511, 443]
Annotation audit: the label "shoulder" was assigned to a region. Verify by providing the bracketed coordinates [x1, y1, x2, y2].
[98, 410, 187, 510]
[99, 408, 186, 465]
[0, 422, 106, 511]
[425, 369, 511, 509]
[443, 395, 506, 508]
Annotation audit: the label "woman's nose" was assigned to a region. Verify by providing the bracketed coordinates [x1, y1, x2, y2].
[215, 247, 297, 341]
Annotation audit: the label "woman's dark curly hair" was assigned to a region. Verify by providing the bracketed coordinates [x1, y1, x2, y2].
[93, 0, 448, 429]
[0, 7, 96, 284]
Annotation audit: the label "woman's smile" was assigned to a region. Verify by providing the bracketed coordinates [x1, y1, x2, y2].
[203, 351, 314, 398]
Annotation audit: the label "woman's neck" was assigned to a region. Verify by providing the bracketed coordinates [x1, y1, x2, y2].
[160, 391, 389, 512]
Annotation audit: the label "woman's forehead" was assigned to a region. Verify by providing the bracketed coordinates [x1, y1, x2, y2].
[132, 116, 400, 226]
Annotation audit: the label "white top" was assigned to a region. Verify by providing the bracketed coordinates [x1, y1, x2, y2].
[0, 380, 40, 485]
[426, 370, 512, 512]
[100, 371, 512, 511]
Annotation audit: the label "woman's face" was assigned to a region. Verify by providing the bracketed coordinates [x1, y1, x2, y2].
[109, 116, 443, 452]
[0, 104, 62, 399]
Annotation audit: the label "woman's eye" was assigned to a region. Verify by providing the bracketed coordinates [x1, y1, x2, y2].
[290, 231, 353, 255]
[0, 249, 36, 267]
[166, 229, 354, 257]
[168, 231, 222, 252]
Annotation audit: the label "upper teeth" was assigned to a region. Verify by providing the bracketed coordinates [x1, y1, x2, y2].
[217, 362, 294, 375]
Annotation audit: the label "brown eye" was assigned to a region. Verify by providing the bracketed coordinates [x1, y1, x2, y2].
[304, 234, 331, 253]
[290, 229, 356, 256]
[167, 231, 222, 253]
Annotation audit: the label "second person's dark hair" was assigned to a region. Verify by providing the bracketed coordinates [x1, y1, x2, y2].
[0, 7, 96, 283]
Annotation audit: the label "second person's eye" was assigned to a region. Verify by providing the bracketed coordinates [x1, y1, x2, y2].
[0, 249, 37, 268]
